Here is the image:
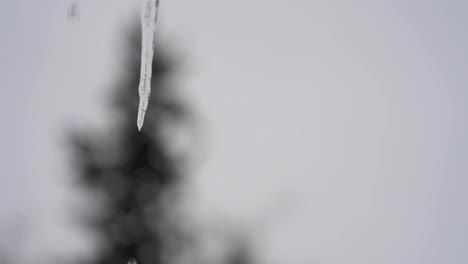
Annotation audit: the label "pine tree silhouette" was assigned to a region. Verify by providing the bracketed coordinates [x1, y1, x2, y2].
[69, 22, 255, 264]
[69, 24, 191, 264]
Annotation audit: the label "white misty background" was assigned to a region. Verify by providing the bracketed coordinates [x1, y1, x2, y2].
[1, 0, 468, 264]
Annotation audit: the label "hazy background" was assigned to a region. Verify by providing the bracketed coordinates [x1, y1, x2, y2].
[1, 0, 468, 263]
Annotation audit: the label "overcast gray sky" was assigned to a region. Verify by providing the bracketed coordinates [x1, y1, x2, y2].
[1, 0, 468, 263]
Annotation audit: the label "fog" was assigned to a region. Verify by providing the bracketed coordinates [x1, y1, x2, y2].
[1, 1, 468, 263]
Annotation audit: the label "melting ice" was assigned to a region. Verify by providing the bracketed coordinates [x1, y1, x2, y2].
[137, 0, 160, 131]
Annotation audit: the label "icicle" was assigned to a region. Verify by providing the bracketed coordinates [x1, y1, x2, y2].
[137, 0, 160, 131]
[67, 1, 80, 21]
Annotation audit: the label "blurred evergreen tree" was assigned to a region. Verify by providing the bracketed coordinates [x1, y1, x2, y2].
[69, 23, 254, 264]
[69, 24, 191, 264]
